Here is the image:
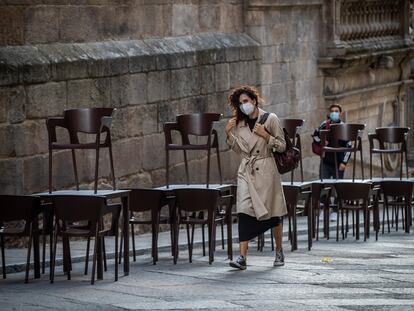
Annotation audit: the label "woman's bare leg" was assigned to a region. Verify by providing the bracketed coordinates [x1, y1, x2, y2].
[240, 241, 248, 257]
[273, 224, 283, 251]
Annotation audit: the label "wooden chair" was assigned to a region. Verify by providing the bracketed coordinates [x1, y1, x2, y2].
[118, 189, 173, 265]
[380, 180, 413, 234]
[50, 196, 121, 284]
[320, 123, 365, 181]
[0, 195, 41, 283]
[334, 182, 379, 242]
[164, 113, 222, 187]
[46, 108, 116, 193]
[173, 189, 226, 264]
[368, 127, 410, 179]
[280, 119, 305, 182]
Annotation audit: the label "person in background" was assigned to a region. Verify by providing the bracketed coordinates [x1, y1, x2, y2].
[312, 103, 351, 222]
[225, 85, 287, 270]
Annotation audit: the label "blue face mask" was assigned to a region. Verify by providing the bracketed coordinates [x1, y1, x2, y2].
[329, 111, 340, 122]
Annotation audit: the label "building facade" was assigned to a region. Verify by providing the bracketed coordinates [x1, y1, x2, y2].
[0, 0, 413, 194]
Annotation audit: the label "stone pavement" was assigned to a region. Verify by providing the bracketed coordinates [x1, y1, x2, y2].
[1, 216, 414, 311]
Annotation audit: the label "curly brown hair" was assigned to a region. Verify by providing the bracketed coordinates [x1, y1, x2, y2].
[227, 85, 263, 123]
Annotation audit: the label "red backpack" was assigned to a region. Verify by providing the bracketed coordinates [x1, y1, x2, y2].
[311, 120, 330, 156]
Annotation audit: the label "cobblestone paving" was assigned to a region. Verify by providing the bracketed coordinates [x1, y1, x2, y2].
[1, 231, 414, 310]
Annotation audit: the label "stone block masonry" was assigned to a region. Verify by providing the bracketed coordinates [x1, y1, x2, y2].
[0, 33, 260, 194]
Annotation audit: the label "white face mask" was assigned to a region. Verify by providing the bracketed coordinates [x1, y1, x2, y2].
[240, 102, 255, 116]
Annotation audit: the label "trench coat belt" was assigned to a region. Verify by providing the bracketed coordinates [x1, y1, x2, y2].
[244, 154, 272, 174]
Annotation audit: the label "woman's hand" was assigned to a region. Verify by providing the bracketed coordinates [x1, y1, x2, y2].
[225, 117, 237, 136]
[254, 123, 270, 142]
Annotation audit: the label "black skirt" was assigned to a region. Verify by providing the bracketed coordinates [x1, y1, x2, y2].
[238, 213, 283, 242]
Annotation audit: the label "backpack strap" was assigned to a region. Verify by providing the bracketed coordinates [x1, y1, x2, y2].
[258, 112, 270, 125]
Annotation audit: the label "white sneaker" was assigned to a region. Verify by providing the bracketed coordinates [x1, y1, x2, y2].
[330, 212, 337, 222]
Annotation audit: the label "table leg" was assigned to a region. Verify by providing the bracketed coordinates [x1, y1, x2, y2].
[32, 218, 41, 279]
[97, 236, 103, 280]
[226, 203, 233, 260]
[122, 196, 129, 275]
[308, 191, 318, 251]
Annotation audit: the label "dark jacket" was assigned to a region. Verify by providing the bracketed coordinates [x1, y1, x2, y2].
[312, 119, 352, 167]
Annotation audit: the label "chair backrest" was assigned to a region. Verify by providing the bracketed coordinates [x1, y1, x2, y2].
[176, 113, 221, 136]
[282, 185, 301, 206]
[380, 180, 414, 197]
[0, 195, 41, 223]
[375, 127, 410, 145]
[53, 196, 105, 224]
[174, 189, 220, 214]
[329, 123, 365, 146]
[280, 119, 304, 140]
[64, 108, 115, 134]
[127, 189, 166, 213]
[334, 182, 372, 201]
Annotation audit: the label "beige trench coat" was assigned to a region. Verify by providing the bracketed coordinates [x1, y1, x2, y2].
[227, 108, 287, 220]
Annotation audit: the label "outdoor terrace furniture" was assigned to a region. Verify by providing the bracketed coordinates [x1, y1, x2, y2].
[46, 108, 116, 194]
[280, 118, 305, 183]
[0, 195, 42, 283]
[35, 189, 131, 278]
[172, 188, 232, 264]
[164, 113, 222, 187]
[380, 180, 413, 234]
[50, 195, 121, 284]
[119, 188, 173, 265]
[155, 183, 234, 261]
[320, 123, 365, 181]
[334, 182, 379, 242]
[368, 127, 410, 179]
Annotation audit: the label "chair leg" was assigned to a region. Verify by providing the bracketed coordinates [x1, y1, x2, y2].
[1, 236, 6, 279]
[94, 147, 100, 194]
[356, 210, 360, 240]
[186, 224, 194, 262]
[183, 150, 189, 184]
[201, 224, 206, 257]
[42, 227, 46, 274]
[153, 217, 160, 265]
[109, 145, 116, 190]
[221, 220, 225, 250]
[341, 209, 344, 240]
[216, 145, 223, 184]
[336, 209, 340, 242]
[131, 224, 136, 262]
[25, 224, 33, 283]
[71, 149, 79, 191]
[166, 150, 170, 187]
[270, 229, 275, 251]
[206, 147, 211, 187]
[118, 230, 123, 264]
[50, 225, 58, 284]
[369, 152, 372, 180]
[48, 149, 53, 193]
[85, 237, 90, 275]
[173, 220, 180, 264]
[91, 235, 98, 285]
[49, 231, 53, 280]
[114, 228, 119, 282]
[102, 237, 107, 272]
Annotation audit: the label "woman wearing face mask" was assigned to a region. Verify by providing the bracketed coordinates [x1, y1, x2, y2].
[311, 104, 352, 222]
[225, 85, 287, 270]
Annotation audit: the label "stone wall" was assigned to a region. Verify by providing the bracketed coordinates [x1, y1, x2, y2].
[1, 0, 414, 196]
[246, 1, 325, 179]
[0, 32, 260, 194]
[0, 0, 244, 46]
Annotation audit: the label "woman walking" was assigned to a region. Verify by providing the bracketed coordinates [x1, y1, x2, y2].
[225, 85, 287, 270]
